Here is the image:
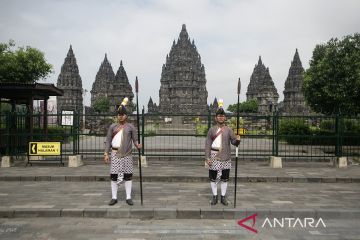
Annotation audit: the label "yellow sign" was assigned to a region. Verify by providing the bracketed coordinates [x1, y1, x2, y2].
[234, 128, 247, 135]
[239, 128, 247, 135]
[29, 142, 61, 156]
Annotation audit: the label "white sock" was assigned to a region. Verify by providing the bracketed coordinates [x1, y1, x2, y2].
[221, 181, 228, 196]
[210, 181, 218, 196]
[111, 181, 118, 199]
[125, 180, 132, 200]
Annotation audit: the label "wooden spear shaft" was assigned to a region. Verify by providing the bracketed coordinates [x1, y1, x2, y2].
[234, 78, 241, 208]
[135, 77, 143, 205]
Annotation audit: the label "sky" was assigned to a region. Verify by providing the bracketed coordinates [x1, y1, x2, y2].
[1, 0, 359, 110]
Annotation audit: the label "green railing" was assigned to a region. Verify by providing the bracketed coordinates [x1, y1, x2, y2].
[1, 112, 359, 162]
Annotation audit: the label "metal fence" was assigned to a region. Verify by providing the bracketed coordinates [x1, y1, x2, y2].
[1, 111, 359, 162]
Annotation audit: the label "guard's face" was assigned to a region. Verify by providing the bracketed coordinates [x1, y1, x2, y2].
[215, 114, 226, 124]
[118, 114, 128, 123]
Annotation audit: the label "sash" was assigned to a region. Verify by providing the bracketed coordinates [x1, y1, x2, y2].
[211, 127, 224, 142]
[112, 124, 126, 140]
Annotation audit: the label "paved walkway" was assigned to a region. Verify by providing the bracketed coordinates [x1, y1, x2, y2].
[0, 160, 359, 220]
[1, 160, 360, 182]
[1, 218, 360, 240]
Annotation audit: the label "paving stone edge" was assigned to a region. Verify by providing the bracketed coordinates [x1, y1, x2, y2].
[0, 176, 359, 183]
[0, 208, 359, 219]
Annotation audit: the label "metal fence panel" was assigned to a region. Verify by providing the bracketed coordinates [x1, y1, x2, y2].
[1, 112, 359, 162]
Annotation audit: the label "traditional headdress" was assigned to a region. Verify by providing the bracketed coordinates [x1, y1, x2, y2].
[216, 99, 226, 116]
[117, 97, 129, 115]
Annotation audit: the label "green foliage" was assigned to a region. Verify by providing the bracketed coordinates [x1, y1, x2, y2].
[144, 123, 159, 136]
[33, 126, 69, 142]
[227, 117, 245, 131]
[279, 118, 311, 144]
[319, 120, 335, 131]
[303, 33, 360, 115]
[0, 103, 11, 113]
[195, 124, 208, 135]
[279, 118, 360, 145]
[343, 119, 360, 133]
[0, 40, 53, 83]
[93, 96, 110, 113]
[319, 119, 360, 133]
[227, 99, 259, 113]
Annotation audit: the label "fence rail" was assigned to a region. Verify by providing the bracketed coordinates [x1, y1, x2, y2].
[1, 112, 359, 162]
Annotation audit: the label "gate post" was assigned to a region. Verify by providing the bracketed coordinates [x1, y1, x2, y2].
[271, 112, 275, 156]
[275, 112, 279, 156]
[141, 107, 145, 156]
[270, 111, 282, 168]
[335, 114, 346, 167]
[5, 112, 10, 155]
[335, 114, 343, 158]
[207, 109, 211, 131]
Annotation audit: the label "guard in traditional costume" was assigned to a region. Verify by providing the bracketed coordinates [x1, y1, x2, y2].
[104, 98, 142, 206]
[205, 99, 241, 206]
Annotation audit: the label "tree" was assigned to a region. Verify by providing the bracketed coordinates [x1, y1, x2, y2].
[303, 33, 360, 115]
[0, 40, 53, 83]
[93, 96, 110, 113]
[227, 99, 259, 113]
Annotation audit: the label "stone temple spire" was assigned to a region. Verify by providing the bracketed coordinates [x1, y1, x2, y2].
[112, 60, 134, 112]
[90, 54, 115, 106]
[147, 97, 158, 113]
[56, 45, 83, 114]
[282, 49, 310, 114]
[179, 24, 189, 42]
[90, 56, 134, 113]
[156, 24, 208, 114]
[115, 60, 130, 84]
[246, 56, 279, 113]
[209, 97, 219, 113]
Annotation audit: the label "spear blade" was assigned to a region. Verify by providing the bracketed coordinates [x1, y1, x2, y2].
[135, 76, 139, 93]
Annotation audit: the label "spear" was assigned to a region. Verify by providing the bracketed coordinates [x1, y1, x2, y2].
[135, 76, 143, 205]
[234, 78, 241, 208]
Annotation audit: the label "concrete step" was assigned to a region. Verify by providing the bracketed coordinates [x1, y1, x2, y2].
[0, 181, 359, 220]
[1, 207, 359, 220]
[0, 175, 359, 183]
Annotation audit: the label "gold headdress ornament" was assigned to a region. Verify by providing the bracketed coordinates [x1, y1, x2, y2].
[216, 98, 226, 116]
[117, 97, 129, 114]
[218, 99, 224, 109]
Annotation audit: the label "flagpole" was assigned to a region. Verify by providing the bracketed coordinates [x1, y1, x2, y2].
[234, 78, 241, 208]
[135, 76, 143, 205]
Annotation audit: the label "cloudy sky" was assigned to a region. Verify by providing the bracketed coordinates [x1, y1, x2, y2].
[1, 0, 359, 109]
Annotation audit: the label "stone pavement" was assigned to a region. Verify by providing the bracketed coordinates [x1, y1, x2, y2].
[1, 218, 360, 240]
[1, 160, 360, 182]
[0, 160, 359, 221]
[0, 181, 359, 220]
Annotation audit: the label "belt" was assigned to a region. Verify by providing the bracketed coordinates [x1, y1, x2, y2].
[211, 148, 219, 152]
[112, 147, 118, 150]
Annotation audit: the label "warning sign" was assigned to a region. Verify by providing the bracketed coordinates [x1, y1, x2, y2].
[29, 142, 61, 156]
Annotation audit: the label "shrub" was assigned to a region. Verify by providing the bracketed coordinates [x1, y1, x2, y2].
[319, 120, 335, 131]
[279, 118, 360, 145]
[279, 118, 311, 144]
[196, 125, 208, 135]
[33, 126, 69, 142]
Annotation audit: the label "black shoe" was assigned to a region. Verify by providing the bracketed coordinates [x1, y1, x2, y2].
[210, 195, 218, 205]
[126, 199, 134, 206]
[221, 196, 228, 206]
[108, 199, 118, 206]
